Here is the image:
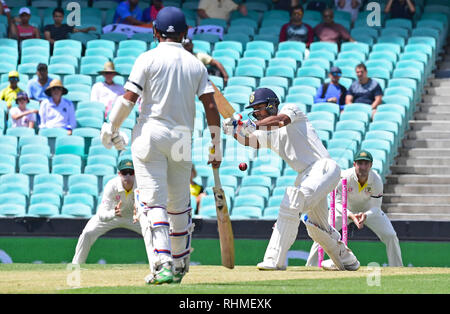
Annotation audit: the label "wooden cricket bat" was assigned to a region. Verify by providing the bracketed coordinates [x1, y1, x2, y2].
[209, 82, 235, 269]
[212, 167, 235, 269]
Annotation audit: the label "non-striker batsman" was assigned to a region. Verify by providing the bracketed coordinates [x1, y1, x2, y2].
[100, 6, 222, 284]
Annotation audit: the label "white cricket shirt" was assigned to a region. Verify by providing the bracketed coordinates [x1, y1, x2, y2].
[253, 104, 330, 173]
[335, 167, 383, 215]
[97, 176, 136, 221]
[124, 42, 214, 133]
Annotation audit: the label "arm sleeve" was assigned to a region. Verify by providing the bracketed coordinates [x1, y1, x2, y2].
[305, 24, 314, 47]
[124, 54, 147, 97]
[97, 181, 117, 222]
[373, 83, 383, 97]
[314, 85, 327, 103]
[367, 172, 383, 210]
[339, 24, 351, 40]
[115, 3, 132, 20]
[279, 24, 288, 42]
[38, 100, 47, 128]
[279, 103, 304, 124]
[196, 66, 214, 97]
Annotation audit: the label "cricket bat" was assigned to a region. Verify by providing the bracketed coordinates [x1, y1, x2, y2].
[210, 82, 235, 269]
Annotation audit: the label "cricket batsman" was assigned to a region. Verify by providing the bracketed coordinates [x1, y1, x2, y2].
[307, 150, 403, 267]
[72, 159, 140, 264]
[222, 88, 360, 271]
[100, 7, 222, 284]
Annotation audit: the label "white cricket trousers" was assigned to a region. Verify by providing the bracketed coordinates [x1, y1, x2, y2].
[306, 207, 403, 267]
[131, 121, 192, 268]
[72, 215, 142, 264]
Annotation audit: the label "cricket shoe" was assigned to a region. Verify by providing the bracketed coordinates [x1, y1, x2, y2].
[256, 261, 287, 271]
[171, 272, 185, 284]
[145, 263, 174, 285]
[321, 259, 360, 271]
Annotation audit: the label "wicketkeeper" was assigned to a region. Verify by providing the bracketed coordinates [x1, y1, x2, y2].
[222, 87, 360, 271]
[72, 159, 140, 264]
[307, 150, 403, 267]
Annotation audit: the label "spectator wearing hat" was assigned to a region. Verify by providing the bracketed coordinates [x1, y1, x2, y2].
[113, 0, 145, 25]
[9, 91, 38, 128]
[44, 7, 96, 46]
[9, 7, 40, 42]
[27, 63, 53, 102]
[90, 62, 125, 118]
[182, 38, 229, 84]
[72, 158, 141, 264]
[142, 0, 164, 23]
[39, 79, 76, 135]
[0, 71, 22, 110]
[346, 63, 383, 118]
[314, 66, 347, 111]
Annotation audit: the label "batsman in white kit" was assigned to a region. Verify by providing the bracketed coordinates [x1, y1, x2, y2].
[307, 150, 403, 267]
[100, 7, 222, 284]
[72, 159, 140, 264]
[222, 88, 360, 271]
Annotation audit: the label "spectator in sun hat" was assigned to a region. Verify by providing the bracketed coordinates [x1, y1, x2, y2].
[91, 61, 125, 118]
[9, 7, 40, 42]
[39, 79, 76, 135]
[0, 71, 22, 110]
[27, 63, 53, 102]
[9, 91, 38, 128]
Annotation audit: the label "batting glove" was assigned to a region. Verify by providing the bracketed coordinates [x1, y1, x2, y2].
[237, 119, 257, 137]
[101, 122, 129, 151]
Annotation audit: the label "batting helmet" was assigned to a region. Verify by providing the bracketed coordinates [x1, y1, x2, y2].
[245, 88, 280, 117]
[154, 6, 188, 38]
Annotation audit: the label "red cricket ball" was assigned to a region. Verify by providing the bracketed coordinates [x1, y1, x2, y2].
[239, 162, 248, 171]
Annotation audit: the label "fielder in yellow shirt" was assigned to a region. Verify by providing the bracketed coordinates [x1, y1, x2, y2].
[0, 71, 22, 109]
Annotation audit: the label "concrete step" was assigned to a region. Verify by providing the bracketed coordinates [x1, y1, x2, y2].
[426, 78, 450, 87]
[386, 174, 450, 185]
[387, 213, 450, 221]
[422, 95, 450, 104]
[409, 121, 450, 131]
[414, 112, 450, 120]
[395, 157, 450, 166]
[418, 104, 450, 113]
[398, 148, 450, 157]
[390, 165, 450, 175]
[402, 139, 450, 149]
[425, 87, 450, 96]
[406, 130, 450, 140]
[384, 184, 450, 194]
[383, 194, 450, 204]
[382, 203, 450, 214]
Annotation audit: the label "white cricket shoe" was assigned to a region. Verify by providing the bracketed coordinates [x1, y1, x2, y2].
[321, 258, 360, 271]
[256, 260, 287, 271]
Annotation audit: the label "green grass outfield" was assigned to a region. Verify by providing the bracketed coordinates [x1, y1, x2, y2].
[1, 264, 449, 294]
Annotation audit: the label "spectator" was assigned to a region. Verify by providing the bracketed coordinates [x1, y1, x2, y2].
[306, 0, 328, 12]
[346, 63, 383, 118]
[335, 0, 361, 22]
[272, 0, 301, 13]
[9, 91, 38, 129]
[314, 8, 355, 46]
[0, 0, 11, 18]
[190, 165, 206, 214]
[27, 63, 53, 102]
[314, 66, 347, 111]
[44, 8, 96, 46]
[9, 7, 40, 42]
[113, 0, 145, 25]
[182, 38, 229, 84]
[197, 0, 247, 22]
[90, 62, 125, 118]
[0, 71, 22, 110]
[279, 5, 314, 51]
[384, 0, 416, 20]
[39, 79, 76, 135]
[142, 0, 164, 23]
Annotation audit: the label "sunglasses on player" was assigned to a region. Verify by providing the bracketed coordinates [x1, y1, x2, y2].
[120, 169, 135, 176]
[331, 72, 342, 77]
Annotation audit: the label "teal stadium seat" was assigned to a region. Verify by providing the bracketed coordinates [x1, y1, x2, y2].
[61, 204, 92, 218]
